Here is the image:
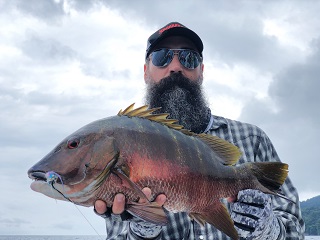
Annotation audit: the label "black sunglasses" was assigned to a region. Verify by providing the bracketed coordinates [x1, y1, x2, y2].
[149, 48, 202, 69]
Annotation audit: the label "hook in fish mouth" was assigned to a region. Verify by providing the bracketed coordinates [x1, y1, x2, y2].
[29, 171, 72, 202]
[46, 171, 63, 185]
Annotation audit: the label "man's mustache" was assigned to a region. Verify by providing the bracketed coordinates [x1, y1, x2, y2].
[150, 73, 201, 95]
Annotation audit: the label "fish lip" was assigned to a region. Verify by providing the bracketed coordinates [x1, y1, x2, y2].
[28, 171, 64, 185]
[28, 171, 47, 182]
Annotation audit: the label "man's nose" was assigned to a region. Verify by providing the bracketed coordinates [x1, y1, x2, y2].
[168, 54, 183, 73]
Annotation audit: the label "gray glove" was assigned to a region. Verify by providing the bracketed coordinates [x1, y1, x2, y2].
[230, 189, 281, 240]
[129, 217, 162, 239]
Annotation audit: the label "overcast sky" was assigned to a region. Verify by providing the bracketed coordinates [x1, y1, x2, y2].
[1, 0, 320, 236]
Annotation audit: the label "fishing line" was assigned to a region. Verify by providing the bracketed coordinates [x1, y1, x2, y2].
[49, 183, 58, 204]
[47, 171, 104, 240]
[69, 198, 104, 240]
[51, 185, 104, 240]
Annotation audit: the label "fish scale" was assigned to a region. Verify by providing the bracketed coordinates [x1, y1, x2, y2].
[28, 104, 290, 240]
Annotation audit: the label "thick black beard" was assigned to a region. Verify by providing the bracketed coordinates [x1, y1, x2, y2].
[145, 73, 211, 133]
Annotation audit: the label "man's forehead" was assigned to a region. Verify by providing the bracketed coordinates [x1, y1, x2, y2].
[155, 36, 197, 50]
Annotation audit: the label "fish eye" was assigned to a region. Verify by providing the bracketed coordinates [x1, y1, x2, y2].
[67, 138, 80, 149]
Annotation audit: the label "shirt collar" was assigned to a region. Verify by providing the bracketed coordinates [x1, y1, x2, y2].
[203, 115, 214, 133]
[204, 115, 228, 133]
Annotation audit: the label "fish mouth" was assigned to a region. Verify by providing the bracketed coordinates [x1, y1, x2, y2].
[28, 171, 47, 182]
[28, 171, 64, 185]
[28, 170, 71, 202]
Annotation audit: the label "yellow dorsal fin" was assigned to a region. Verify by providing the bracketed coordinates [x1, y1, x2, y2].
[118, 103, 182, 129]
[197, 133, 242, 165]
[118, 104, 241, 165]
[178, 129, 241, 165]
[144, 113, 170, 121]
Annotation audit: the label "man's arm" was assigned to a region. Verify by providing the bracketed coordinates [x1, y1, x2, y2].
[230, 132, 305, 239]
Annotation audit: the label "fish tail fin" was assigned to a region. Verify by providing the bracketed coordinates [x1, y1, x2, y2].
[189, 202, 239, 240]
[249, 162, 288, 191]
[248, 162, 293, 201]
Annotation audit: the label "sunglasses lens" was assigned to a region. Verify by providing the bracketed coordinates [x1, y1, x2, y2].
[150, 49, 202, 69]
[179, 50, 201, 69]
[151, 49, 173, 67]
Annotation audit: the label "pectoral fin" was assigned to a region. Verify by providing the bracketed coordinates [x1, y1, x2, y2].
[189, 203, 239, 240]
[112, 168, 149, 202]
[127, 201, 168, 225]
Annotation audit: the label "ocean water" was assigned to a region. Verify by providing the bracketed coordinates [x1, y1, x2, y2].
[0, 237, 103, 240]
[0, 236, 318, 240]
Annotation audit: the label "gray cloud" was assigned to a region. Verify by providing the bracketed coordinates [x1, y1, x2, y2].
[93, 0, 306, 72]
[269, 40, 320, 120]
[79, 57, 132, 79]
[239, 37, 320, 194]
[6, 0, 314, 73]
[0, 87, 117, 149]
[20, 32, 77, 64]
[1, 0, 65, 22]
[241, 37, 320, 123]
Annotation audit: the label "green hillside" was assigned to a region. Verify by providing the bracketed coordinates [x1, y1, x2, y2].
[300, 195, 320, 235]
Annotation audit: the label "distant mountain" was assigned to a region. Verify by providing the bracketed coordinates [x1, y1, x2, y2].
[301, 195, 320, 208]
[300, 195, 320, 236]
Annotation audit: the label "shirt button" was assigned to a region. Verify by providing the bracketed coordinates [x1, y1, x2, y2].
[199, 235, 204, 240]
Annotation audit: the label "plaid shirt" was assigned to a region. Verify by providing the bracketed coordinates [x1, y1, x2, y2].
[102, 115, 305, 240]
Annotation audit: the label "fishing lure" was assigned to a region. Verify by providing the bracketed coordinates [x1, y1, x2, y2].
[45, 171, 68, 203]
[46, 171, 64, 186]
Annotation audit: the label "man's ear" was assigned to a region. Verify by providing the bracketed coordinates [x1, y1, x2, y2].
[199, 63, 204, 84]
[144, 63, 149, 83]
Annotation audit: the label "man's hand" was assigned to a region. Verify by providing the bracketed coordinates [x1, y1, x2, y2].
[95, 188, 167, 239]
[94, 188, 166, 215]
[95, 193, 125, 215]
[229, 189, 282, 240]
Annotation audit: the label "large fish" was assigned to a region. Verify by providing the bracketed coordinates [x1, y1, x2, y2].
[28, 104, 289, 240]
